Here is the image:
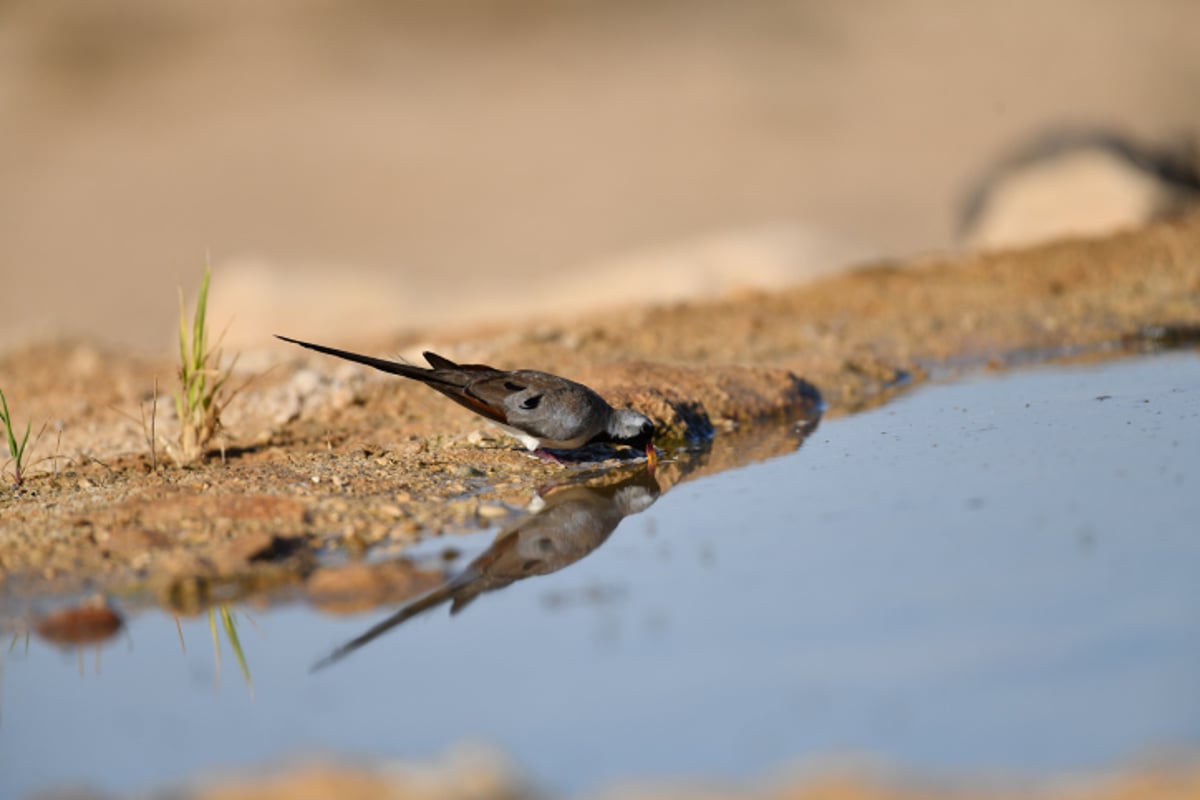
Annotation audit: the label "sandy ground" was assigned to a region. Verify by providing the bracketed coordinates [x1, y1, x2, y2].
[2, 211, 1198, 611]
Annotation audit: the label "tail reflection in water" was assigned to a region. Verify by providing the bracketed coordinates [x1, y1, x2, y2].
[312, 467, 661, 671]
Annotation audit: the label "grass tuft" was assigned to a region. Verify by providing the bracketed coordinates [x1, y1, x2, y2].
[171, 265, 236, 465]
[0, 387, 32, 487]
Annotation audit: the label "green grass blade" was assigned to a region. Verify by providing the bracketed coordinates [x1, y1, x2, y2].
[219, 607, 253, 689]
[193, 267, 210, 369]
[0, 388, 16, 458]
[18, 419, 30, 460]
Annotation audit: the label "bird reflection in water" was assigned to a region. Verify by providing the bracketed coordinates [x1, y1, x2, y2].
[312, 466, 661, 671]
[311, 401, 824, 671]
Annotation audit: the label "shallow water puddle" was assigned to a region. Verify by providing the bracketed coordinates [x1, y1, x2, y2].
[3, 352, 1199, 796]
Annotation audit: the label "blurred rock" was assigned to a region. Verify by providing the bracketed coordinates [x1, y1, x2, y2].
[35, 604, 123, 646]
[553, 223, 879, 310]
[211, 531, 299, 574]
[959, 128, 1200, 250]
[307, 560, 444, 614]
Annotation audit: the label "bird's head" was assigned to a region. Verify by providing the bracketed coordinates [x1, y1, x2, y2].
[608, 408, 657, 465]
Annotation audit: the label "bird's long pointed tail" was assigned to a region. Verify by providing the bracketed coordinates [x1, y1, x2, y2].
[309, 534, 520, 671]
[310, 574, 471, 672]
[276, 335, 434, 381]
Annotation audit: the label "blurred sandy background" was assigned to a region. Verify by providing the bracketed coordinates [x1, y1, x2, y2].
[2, 0, 1198, 352]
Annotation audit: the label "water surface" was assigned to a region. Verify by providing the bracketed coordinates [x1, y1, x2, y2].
[3, 352, 1198, 796]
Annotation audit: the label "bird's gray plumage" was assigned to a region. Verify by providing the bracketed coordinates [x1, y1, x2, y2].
[276, 335, 655, 454]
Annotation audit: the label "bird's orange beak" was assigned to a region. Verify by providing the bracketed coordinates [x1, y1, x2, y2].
[645, 441, 658, 469]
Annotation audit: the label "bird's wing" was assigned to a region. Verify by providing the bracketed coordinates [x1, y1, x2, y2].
[420, 353, 553, 426]
[424, 380, 509, 425]
[463, 372, 602, 443]
[464, 372, 542, 406]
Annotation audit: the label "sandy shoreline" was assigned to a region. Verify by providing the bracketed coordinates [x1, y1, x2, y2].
[2, 213, 1198, 605]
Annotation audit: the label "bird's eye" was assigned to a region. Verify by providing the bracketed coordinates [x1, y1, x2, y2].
[640, 421, 654, 434]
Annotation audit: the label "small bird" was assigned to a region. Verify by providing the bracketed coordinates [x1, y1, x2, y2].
[276, 335, 657, 463]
